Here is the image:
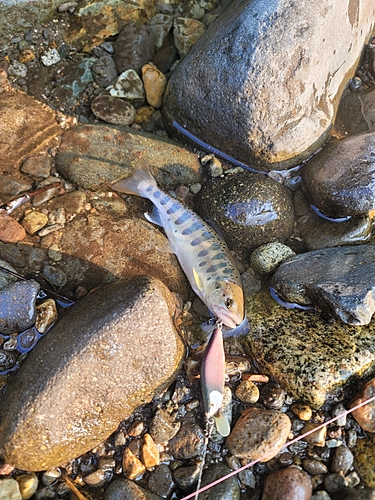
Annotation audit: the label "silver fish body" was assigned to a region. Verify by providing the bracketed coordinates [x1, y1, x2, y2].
[112, 160, 244, 328]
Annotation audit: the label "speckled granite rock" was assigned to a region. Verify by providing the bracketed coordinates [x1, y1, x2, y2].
[0, 276, 185, 470]
[163, 0, 375, 170]
[302, 132, 375, 217]
[195, 173, 294, 254]
[242, 287, 375, 408]
[271, 245, 375, 325]
[352, 433, 375, 487]
[55, 124, 201, 190]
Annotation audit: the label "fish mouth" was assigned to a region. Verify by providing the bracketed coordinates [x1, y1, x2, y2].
[213, 307, 242, 329]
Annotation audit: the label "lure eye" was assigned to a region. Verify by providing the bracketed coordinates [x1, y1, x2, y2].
[225, 298, 234, 309]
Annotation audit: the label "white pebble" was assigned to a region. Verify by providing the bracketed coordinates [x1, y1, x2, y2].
[41, 48, 61, 67]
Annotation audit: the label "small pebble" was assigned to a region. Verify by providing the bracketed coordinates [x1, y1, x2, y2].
[345, 470, 360, 488]
[57, 2, 78, 12]
[250, 242, 296, 275]
[91, 94, 136, 126]
[141, 433, 160, 468]
[311, 492, 332, 500]
[41, 468, 60, 486]
[0, 217, 26, 243]
[331, 445, 353, 474]
[127, 420, 145, 437]
[141, 63, 167, 108]
[98, 457, 116, 471]
[323, 472, 347, 493]
[235, 379, 260, 403]
[346, 429, 357, 448]
[91, 56, 117, 88]
[40, 48, 61, 66]
[261, 466, 312, 500]
[150, 408, 181, 444]
[8, 61, 28, 78]
[42, 265, 67, 287]
[168, 422, 205, 460]
[83, 469, 112, 488]
[260, 383, 286, 409]
[147, 464, 175, 497]
[21, 156, 52, 178]
[332, 403, 347, 427]
[0, 280, 40, 334]
[107, 69, 145, 100]
[15, 473, 38, 499]
[326, 439, 343, 448]
[173, 464, 200, 491]
[35, 299, 58, 334]
[22, 211, 48, 234]
[302, 458, 328, 475]
[291, 403, 313, 421]
[122, 447, 146, 480]
[0, 478, 22, 500]
[302, 423, 327, 447]
[201, 464, 240, 500]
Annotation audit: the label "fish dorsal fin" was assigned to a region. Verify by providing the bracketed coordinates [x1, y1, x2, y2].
[193, 268, 202, 289]
[214, 411, 231, 437]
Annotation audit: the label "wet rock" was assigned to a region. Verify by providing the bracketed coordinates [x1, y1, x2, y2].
[92, 56, 118, 88]
[195, 173, 294, 255]
[331, 446, 353, 474]
[53, 56, 96, 108]
[35, 299, 58, 334]
[359, 88, 375, 131]
[21, 155, 52, 178]
[0, 217, 26, 243]
[250, 242, 296, 275]
[200, 464, 240, 500]
[302, 458, 328, 476]
[172, 464, 200, 491]
[0, 277, 185, 470]
[242, 286, 375, 408]
[52, 206, 189, 297]
[324, 473, 347, 493]
[350, 376, 375, 432]
[149, 408, 181, 444]
[83, 469, 112, 488]
[21, 211, 49, 235]
[260, 383, 286, 409]
[226, 407, 291, 460]
[0, 478, 21, 500]
[64, 2, 156, 52]
[107, 69, 145, 101]
[141, 433, 159, 468]
[302, 132, 375, 217]
[173, 17, 206, 58]
[15, 472, 38, 499]
[261, 467, 312, 500]
[103, 478, 163, 500]
[147, 464, 174, 498]
[291, 403, 313, 421]
[352, 432, 375, 487]
[32, 179, 61, 207]
[168, 422, 205, 460]
[142, 63, 167, 108]
[40, 48, 61, 66]
[91, 95, 136, 126]
[271, 245, 375, 325]
[297, 210, 372, 251]
[0, 260, 19, 289]
[122, 448, 146, 480]
[301, 422, 327, 447]
[55, 124, 201, 190]
[334, 89, 370, 137]
[163, 0, 375, 171]
[331, 487, 375, 499]
[0, 90, 61, 171]
[113, 22, 155, 74]
[0, 279, 40, 334]
[0, 350, 18, 372]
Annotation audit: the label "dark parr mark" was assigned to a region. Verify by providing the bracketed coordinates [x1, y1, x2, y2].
[166, 202, 180, 215]
[175, 212, 192, 225]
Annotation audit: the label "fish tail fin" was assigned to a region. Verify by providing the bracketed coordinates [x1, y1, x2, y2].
[111, 159, 156, 197]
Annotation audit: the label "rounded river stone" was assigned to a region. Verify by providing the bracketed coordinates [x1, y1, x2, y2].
[195, 173, 294, 254]
[261, 467, 312, 500]
[302, 132, 375, 217]
[0, 276, 185, 471]
[0, 279, 40, 334]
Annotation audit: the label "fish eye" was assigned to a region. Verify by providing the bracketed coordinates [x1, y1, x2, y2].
[225, 298, 234, 309]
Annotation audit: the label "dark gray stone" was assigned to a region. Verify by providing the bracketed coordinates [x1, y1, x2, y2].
[0, 277, 185, 470]
[271, 244, 375, 325]
[195, 173, 294, 255]
[302, 132, 375, 217]
[200, 464, 240, 500]
[113, 22, 154, 74]
[168, 422, 205, 460]
[0, 280, 40, 334]
[91, 56, 118, 88]
[90, 94, 136, 126]
[332, 487, 375, 500]
[163, 0, 375, 171]
[103, 478, 163, 500]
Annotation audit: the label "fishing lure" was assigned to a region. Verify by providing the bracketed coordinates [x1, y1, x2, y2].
[112, 160, 244, 329]
[0, 182, 61, 215]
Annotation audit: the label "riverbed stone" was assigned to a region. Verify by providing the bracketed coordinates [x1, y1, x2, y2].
[0, 276, 185, 470]
[195, 172, 294, 255]
[91, 95, 136, 126]
[261, 467, 312, 500]
[242, 286, 375, 408]
[226, 407, 291, 460]
[0, 279, 40, 334]
[0, 90, 61, 171]
[55, 124, 201, 190]
[302, 132, 375, 217]
[350, 376, 375, 432]
[352, 432, 375, 487]
[103, 478, 163, 500]
[163, 0, 375, 171]
[271, 244, 375, 325]
[47, 201, 190, 297]
[200, 464, 240, 500]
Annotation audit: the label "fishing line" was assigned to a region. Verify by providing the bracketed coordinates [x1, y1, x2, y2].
[182, 393, 375, 500]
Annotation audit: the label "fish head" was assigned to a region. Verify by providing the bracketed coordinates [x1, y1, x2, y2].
[209, 281, 244, 328]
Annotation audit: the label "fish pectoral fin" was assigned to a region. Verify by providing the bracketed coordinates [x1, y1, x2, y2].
[193, 268, 202, 289]
[144, 207, 163, 227]
[213, 412, 231, 437]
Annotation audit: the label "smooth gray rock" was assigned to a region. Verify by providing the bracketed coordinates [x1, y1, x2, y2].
[200, 464, 240, 500]
[104, 478, 163, 500]
[0, 280, 40, 334]
[195, 172, 294, 254]
[163, 0, 375, 171]
[271, 244, 375, 325]
[302, 132, 375, 217]
[0, 276, 185, 470]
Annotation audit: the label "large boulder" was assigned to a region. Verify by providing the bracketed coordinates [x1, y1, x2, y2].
[163, 0, 375, 171]
[0, 276, 185, 471]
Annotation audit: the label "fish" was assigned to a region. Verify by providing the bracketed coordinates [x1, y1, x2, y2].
[200, 320, 230, 437]
[111, 159, 244, 329]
